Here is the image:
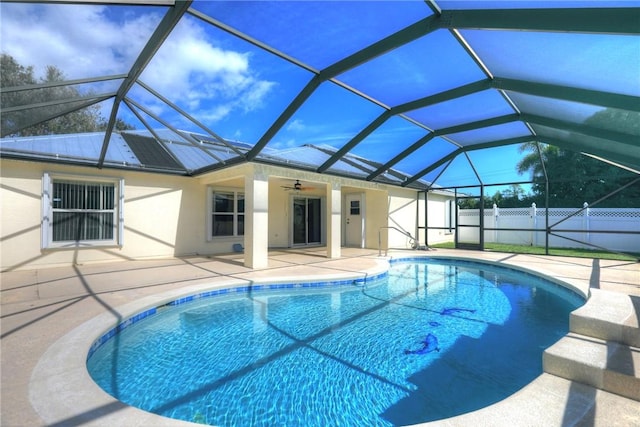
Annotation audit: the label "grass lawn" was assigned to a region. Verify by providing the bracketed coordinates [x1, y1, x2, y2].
[429, 242, 639, 262]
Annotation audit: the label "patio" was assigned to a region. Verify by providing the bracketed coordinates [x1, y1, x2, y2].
[1, 248, 638, 426]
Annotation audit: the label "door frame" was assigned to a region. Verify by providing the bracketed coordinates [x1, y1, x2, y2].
[289, 195, 325, 247]
[343, 192, 365, 248]
[454, 188, 484, 250]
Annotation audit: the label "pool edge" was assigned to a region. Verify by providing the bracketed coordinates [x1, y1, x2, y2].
[29, 252, 593, 427]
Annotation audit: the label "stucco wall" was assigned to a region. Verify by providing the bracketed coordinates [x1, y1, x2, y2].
[267, 180, 328, 248]
[268, 181, 290, 248]
[1, 159, 448, 270]
[1, 159, 216, 271]
[386, 187, 419, 249]
[1, 160, 43, 270]
[426, 192, 455, 245]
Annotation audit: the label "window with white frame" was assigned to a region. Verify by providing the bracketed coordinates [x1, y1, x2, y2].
[42, 173, 123, 248]
[209, 190, 244, 238]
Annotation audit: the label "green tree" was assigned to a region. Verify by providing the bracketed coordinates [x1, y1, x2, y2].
[584, 108, 640, 138]
[1, 54, 134, 136]
[490, 190, 503, 207]
[496, 184, 528, 208]
[517, 140, 639, 208]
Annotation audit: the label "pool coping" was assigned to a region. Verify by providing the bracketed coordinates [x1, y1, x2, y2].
[29, 253, 594, 427]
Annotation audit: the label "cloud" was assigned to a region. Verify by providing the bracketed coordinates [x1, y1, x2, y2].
[271, 138, 299, 150]
[286, 119, 306, 132]
[137, 16, 276, 124]
[1, 4, 276, 127]
[1, 3, 158, 79]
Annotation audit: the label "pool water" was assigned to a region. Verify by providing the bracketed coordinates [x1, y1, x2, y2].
[87, 259, 584, 426]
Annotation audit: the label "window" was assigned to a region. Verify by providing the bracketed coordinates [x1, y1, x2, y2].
[42, 173, 123, 248]
[350, 200, 360, 215]
[210, 190, 244, 238]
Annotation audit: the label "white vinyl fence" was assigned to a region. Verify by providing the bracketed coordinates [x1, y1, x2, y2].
[458, 203, 640, 252]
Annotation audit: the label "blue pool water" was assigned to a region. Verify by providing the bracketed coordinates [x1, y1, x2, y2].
[87, 259, 584, 426]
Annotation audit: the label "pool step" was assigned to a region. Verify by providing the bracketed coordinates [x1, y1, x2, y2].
[570, 289, 640, 348]
[543, 333, 640, 401]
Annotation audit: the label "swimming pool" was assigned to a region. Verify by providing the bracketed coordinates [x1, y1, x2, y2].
[87, 258, 584, 426]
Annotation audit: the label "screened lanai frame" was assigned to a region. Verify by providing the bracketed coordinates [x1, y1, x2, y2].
[420, 178, 640, 260]
[1, 0, 639, 257]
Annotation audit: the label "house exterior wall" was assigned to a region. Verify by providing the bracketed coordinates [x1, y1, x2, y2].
[1, 160, 42, 269]
[1, 158, 451, 271]
[0, 159, 209, 271]
[426, 192, 455, 245]
[266, 179, 328, 248]
[268, 181, 290, 248]
[385, 187, 419, 249]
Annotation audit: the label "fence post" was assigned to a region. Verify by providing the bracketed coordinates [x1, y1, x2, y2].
[583, 202, 590, 246]
[531, 202, 537, 246]
[493, 203, 499, 243]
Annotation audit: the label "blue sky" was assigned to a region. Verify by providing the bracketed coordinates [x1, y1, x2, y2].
[2, 1, 636, 192]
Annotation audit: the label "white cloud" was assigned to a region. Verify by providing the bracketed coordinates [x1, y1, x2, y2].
[1, 4, 276, 126]
[1, 3, 157, 79]
[138, 17, 276, 124]
[271, 138, 299, 150]
[286, 119, 306, 132]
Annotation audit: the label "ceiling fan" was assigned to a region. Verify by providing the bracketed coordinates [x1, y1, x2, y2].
[281, 179, 312, 191]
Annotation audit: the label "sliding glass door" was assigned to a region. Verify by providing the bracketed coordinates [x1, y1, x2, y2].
[292, 197, 322, 246]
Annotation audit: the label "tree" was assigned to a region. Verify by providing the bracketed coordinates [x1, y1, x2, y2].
[1, 54, 134, 136]
[490, 190, 503, 207]
[517, 131, 640, 208]
[496, 184, 528, 208]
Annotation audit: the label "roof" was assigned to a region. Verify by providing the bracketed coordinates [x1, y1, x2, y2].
[0, 129, 428, 187]
[1, 1, 639, 190]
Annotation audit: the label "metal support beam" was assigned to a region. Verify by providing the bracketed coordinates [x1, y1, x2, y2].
[188, 7, 316, 74]
[233, 4, 640, 165]
[317, 111, 393, 173]
[1, 92, 115, 114]
[406, 151, 461, 188]
[246, 75, 322, 161]
[549, 176, 640, 229]
[367, 114, 519, 182]
[367, 133, 437, 181]
[522, 113, 639, 147]
[309, 145, 376, 176]
[440, 7, 640, 35]
[395, 79, 491, 115]
[538, 136, 640, 171]
[403, 136, 533, 187]
[0, 74, 126, 94]
[435, 113, 520, 137]
[321, 80, 496, 178]
[1, 94, 114, 138]
[98, 0, 192, 168]
[122, 99, 190, 172]
[493, 78, 640, 111]
[13, 0, 175, 5]
[136, 79, 244, 156]
[464, 151, 483, 186]
[320, 15, 441, 79]
[532, 142, 550, 253]
[245, 15, 443, 162]
[125, 97, 225, 164]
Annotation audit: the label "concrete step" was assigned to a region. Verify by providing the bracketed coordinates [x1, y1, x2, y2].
[570, 289, 640, 348]
[543, 333, 640, 401]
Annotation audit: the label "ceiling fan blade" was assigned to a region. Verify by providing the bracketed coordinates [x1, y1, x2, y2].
[280, 180, 314, 191]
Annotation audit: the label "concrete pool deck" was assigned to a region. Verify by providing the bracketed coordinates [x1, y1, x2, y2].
[1, 248, 639, 426]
